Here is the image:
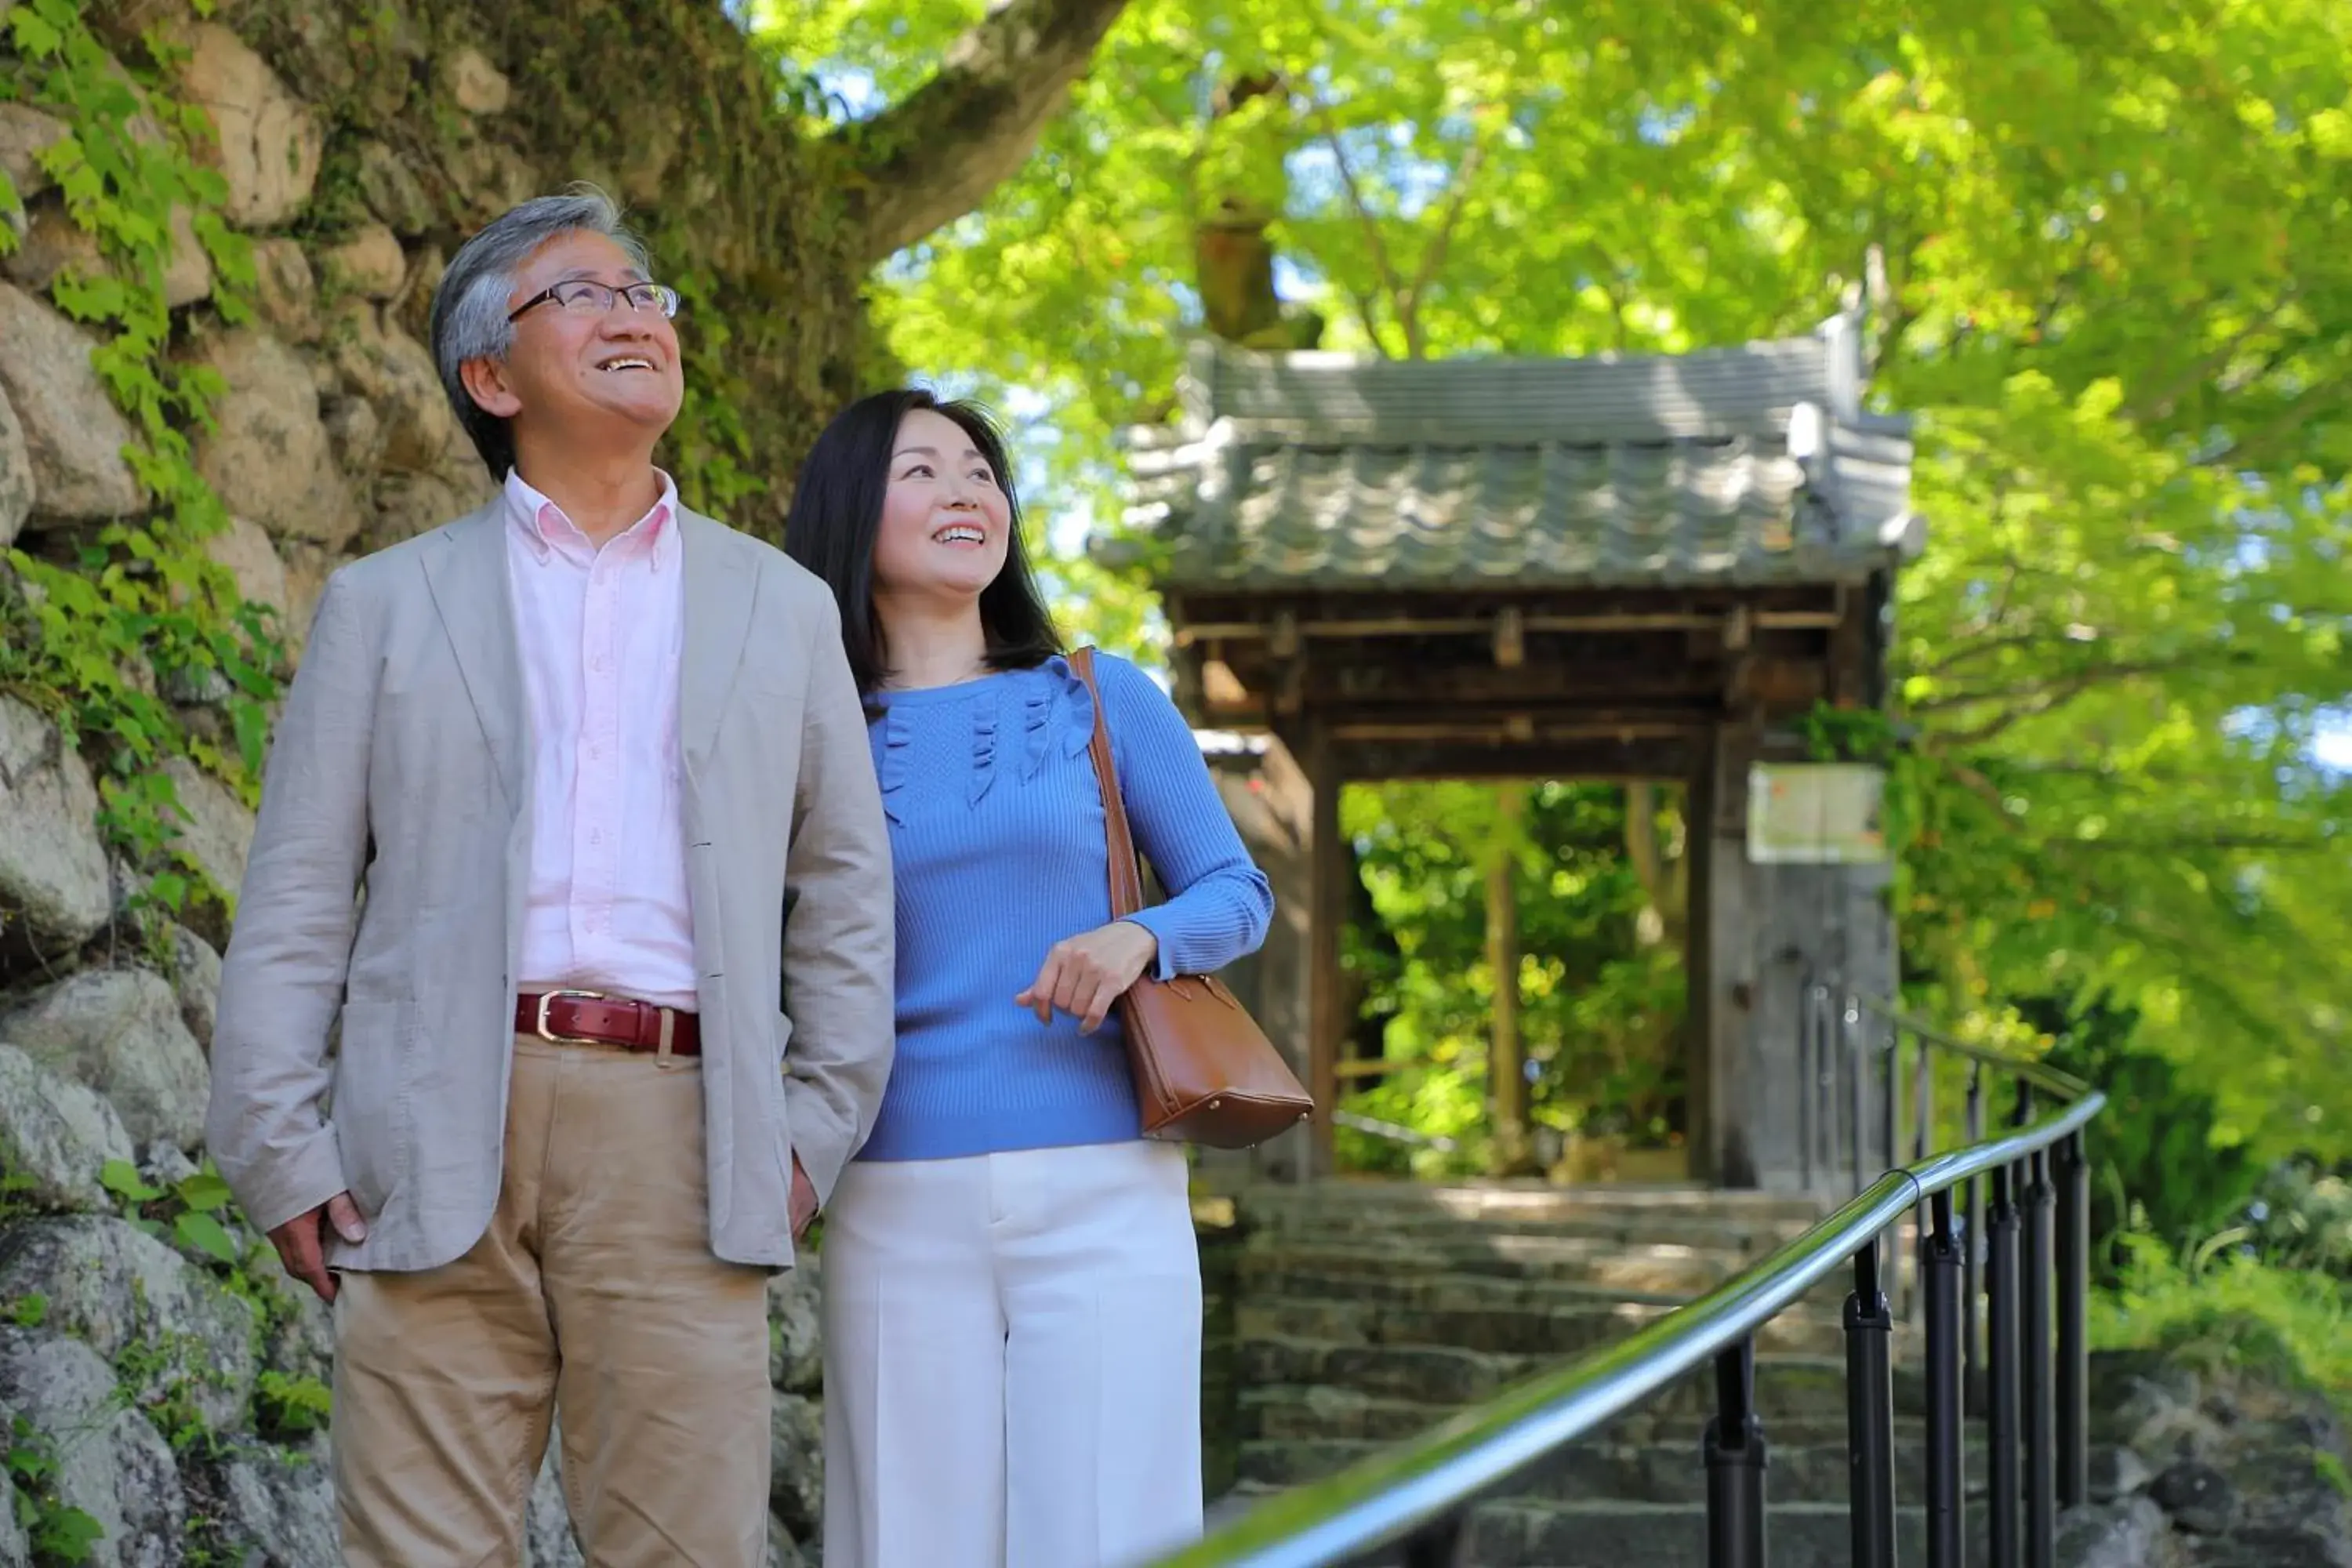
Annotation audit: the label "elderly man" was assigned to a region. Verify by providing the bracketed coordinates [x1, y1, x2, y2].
[207, 187, 895, 1566]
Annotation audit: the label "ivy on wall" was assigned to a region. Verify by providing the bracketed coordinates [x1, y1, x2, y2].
[1, 0, 281, 929]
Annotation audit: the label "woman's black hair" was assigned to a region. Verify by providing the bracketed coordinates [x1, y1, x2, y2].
[782, 388, 1063, 699]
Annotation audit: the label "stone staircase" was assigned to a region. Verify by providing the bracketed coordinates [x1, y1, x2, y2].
[1201, 1180, 1994, 1568]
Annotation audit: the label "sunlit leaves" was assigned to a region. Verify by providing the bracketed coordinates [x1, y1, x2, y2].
[764, 0, 2352, 1156]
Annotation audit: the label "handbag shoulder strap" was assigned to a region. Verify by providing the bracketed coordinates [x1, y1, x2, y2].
[1066, 647, 1147, 920]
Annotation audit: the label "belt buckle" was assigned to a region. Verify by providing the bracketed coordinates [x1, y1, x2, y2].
[534, 989, 609, 1045]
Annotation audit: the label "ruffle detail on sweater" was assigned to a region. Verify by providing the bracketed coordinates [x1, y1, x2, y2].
[1022, 654, 1098, 782]
[968, 689, 1001, 806]
[877, 705, 912, 825]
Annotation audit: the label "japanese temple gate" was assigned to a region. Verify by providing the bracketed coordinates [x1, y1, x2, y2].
[1107, 317, 1921, 1191]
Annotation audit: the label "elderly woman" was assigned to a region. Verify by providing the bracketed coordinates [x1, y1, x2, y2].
[783, 388, 1273, 1568]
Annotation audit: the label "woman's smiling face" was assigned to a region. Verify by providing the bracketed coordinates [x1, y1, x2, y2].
[870, 407, 1014, 604]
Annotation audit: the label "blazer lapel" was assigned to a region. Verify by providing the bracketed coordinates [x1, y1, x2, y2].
[418, 503, 527, 808]
[678, 510, 757, 775]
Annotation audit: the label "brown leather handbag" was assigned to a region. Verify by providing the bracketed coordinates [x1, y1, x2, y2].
[1069, 648, 1315, 1149]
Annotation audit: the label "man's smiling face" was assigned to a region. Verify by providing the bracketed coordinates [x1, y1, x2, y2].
[477, 230, 684, 443]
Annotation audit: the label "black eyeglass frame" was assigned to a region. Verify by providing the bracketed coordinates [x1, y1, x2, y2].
[506, 280, 682, 323]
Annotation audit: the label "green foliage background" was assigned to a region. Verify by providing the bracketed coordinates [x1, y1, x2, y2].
[758, 0, 2352, 1171]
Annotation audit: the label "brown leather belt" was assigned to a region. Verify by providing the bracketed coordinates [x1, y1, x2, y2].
[515, 990, 701, 1056]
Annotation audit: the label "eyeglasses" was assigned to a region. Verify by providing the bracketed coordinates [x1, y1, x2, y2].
[506, 280, 682, 323]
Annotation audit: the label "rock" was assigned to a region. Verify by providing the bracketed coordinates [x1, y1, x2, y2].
[2088, 1442, 2154, 1502]
[278, 543, 337, 659]
[2153, 1458, 2240, 1534]
[768, 1259, 821, 1393]
[189, 330, 358, 548]
[357, 140, 434, 236]
[0, 384, 30, 546]
[392, 241, 445, 340]
[0, 1327, 187, 1567]
[0, 967, 210, 1149]
[369, 447, 495, 548]
[524, 1444, 586, 1568]
[0, 1217, 262, 1433]
[0, 1462, 26, 1566]
[330, 300, 455, 472]
[768, 1391, 822, 1542]
[0, 1044, 138, 1214]
[0, 285, 143, 520]
[441, 46, 514, 116]
[263, 1284, 333, 1390]
[162, 757, 253, 906]
[325, 396, 388, 477]
[201, 515, 291, 623]
[2054, 1496, 2168, 1568]
[213, 1439, 339, 1566]
[171, 24, 322, 228]
[2, 200, 211, 308]
[324, 223, 407, 302]
[249, 238, 319, 343]
[0, 696, 111, 949]
[0, 105, 67, 204]
[169, 923, 222, 1051]
[136, 1138, 198, 1192]
[441, 133, 539, 224]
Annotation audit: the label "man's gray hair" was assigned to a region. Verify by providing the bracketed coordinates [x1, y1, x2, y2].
[429, 185, 654, 480]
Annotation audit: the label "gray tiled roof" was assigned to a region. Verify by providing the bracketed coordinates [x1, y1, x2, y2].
[1110, 317, 1919, 592]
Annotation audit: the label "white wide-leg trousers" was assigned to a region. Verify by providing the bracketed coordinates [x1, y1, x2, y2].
[820, 1138, 1205, 1568]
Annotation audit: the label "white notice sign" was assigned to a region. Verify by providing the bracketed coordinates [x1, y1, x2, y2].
[1747, 763, 1889, 865]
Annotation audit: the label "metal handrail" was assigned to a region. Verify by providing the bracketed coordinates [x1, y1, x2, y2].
[1158, 1006, 2103, 1568]
[1854, 993, 2092, 1102]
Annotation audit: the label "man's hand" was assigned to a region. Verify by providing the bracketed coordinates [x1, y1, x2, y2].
[789, 1156, 819, 1240]
[268, 1192, 368, 1304]
[1016, 920, 1160, 1034]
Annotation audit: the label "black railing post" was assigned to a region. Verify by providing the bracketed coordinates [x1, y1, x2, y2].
[1986, 1160, 2022, 1568]
[1704, 1339, 1767, 1568]
[1922, 1189, 1965, 1568]
[1846, 1239, 1897, 1568]
[1401, 1514, 1465, 1568]
[2024, 1149, 2058, 1567]
[1962, 1065, 1984, 1415]
[2056, 1130, 2091, 1508]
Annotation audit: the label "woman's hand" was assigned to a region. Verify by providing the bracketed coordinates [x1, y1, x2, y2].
[1016, 921, 1160, 1034]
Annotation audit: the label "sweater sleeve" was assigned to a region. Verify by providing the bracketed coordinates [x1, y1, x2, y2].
[1097, 655, 1275, 980]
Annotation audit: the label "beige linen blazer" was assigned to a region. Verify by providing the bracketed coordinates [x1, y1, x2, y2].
[206, 502, 894, 1271]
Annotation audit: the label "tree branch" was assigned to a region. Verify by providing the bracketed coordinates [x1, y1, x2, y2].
[1305, 96, 1410, 356]
[1393, 121, 1490, 359]
[833, 0, 1135, 264]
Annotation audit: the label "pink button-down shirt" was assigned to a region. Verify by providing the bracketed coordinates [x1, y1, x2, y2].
[504, 467, 697, 1011]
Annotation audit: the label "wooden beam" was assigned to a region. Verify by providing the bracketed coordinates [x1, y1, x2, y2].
[1174, 608, 1844, 645]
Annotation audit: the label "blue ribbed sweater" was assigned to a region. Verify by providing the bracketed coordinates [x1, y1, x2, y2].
[853, 653, 1274, 1163]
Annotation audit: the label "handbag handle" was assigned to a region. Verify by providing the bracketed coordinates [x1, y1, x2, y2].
[1066, 648, 1149, 921]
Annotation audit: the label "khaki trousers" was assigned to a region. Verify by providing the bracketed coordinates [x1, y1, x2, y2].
[332, 1035, 772, 1567]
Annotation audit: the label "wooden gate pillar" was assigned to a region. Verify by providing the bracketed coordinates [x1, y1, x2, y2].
[1688, 724, 1896, 1193]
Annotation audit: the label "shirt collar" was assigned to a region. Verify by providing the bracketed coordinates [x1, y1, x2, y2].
[503, 466, 681, 570]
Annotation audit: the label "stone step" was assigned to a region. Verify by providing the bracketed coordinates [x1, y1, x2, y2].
[1237, 1354, 1926, 1437]
[1459, 1496, 1991, 1568]
[1234, 1263, 1709, 1313]
[1236, 1236, 1757, 1296]
[1239, 1431, 1993, 1506]
[1226, 1180, 1829, 1227]
[1202, 1492, 1991, 1568]
[1235, 1205, 1819, 1253]
[1234, 1290, 1862, 1360]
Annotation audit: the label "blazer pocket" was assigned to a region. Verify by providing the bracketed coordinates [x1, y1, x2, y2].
[329, 1000, 412, 1218]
